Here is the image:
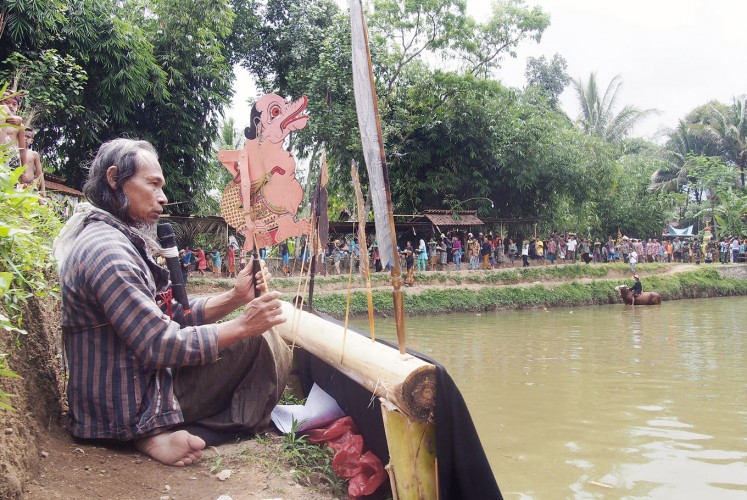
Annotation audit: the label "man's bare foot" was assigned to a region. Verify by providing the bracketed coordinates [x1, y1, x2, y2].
[134, 430, 205, 466]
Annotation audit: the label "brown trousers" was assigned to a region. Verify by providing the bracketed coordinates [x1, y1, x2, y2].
[173, 329, 292, 433]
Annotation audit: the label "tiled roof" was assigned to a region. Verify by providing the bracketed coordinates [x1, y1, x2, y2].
[418, 210, 483, 226]
[46, 180, 83, 197]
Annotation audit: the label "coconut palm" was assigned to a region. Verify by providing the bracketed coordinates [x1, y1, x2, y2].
[706, 95, 747, 187]
[572, 73, 656, 143]
[648, 120, 714, 195]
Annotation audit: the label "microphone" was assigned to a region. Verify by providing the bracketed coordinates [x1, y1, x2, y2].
[156, 223, 191, 316]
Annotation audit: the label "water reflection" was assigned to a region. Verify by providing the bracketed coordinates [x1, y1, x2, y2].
[352, 296, 747, 498]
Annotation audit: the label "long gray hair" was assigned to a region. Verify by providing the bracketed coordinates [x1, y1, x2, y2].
[83, 138, 158, 223]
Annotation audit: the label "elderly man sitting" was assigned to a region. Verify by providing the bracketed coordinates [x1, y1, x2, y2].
[54, 139, 291, 466]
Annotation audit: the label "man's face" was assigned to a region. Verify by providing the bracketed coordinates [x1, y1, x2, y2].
[3, 97, 18, 114]
[121, 151, 167, 225]
[24, 131, 33, 145]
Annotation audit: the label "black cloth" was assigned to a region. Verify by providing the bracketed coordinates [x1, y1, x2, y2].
[296, 308, 502, 499]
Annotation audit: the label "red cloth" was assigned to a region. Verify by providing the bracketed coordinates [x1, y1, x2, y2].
[306, 416, 387, 498]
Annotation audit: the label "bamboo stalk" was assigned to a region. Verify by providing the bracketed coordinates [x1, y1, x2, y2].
[380, 399, 437, 500]
[275, 302, 435, 421]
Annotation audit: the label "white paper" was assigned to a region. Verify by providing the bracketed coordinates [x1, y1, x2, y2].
[271, 383, 346, 433]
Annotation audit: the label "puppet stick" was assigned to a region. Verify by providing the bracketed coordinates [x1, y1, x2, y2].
[351, 161, 376, 341]
[341, 232, 357, 364]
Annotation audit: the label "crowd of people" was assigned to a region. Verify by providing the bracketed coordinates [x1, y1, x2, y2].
[311, 230, 747, 284]
[164, 229, 746, 288]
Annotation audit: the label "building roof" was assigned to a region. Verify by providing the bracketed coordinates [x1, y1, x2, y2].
[46, 180, 83, 197]
[415, 209, 484, 227]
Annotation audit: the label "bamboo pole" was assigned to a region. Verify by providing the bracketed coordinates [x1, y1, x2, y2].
[380, 399, 438, 500]
[275, 302, 435, 422]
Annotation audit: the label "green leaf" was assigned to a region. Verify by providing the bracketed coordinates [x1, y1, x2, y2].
[0, 272, 13, 295]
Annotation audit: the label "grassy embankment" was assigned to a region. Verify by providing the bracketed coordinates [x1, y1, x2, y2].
[188, 264, 747, 320]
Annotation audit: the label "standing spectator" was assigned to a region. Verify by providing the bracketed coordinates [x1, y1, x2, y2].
[227, 244, 237, 278]
[620, 236, 630, 263]
[452, 235, 462, 270]
[681, 238, 691, 263]
[535, 237, 544, 265]
[593, 237, 602, 263]
[279, 239, 290, 276]
[693, 238, 703, 264]
[731, 237, 741, 263]
[179, 249, 189, 284]
[332, 240, 343, 274]
[664, 239, 673, 263]
[372, 242, 382, 272]
[673, 237, 682, 262]
[521, 240, 530, 267]
[183, 247, 193, 275]
[558, 235, 567, 262]
[528, 238, 537, 262]
[1, 90, 28, 169]
[546, 237, 556, 265]
[566, 234, 578, 263]
[480, 236, 492, 270]
[495, 236, 506, 268]
[436, 236, 447, 271]
[428, 237, 438, 271]
[467, 233, 480, 270]
[508, 239, 517, 267]
[211, 247, 222, 276]
[629, 249, 638, 273]
[580, 238, 592, 264]
[196, 247, 207, 276]
[417, 239, 428, 271]
[705, 239, 716, 263]
[401, 240, 415, 286]
[21, 128, 45, 198]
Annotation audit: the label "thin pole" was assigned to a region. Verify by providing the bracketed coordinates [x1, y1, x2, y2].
[356, 3, 406, 353]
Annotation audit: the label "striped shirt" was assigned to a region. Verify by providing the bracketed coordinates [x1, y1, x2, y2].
[60, 212, 218, 440]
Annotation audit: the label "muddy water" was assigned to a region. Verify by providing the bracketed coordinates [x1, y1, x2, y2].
[352, 296, 747, 498]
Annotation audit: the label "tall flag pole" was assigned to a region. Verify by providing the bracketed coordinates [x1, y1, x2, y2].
[348, 0, 407, 353]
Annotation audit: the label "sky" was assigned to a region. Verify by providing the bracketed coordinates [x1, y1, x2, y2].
[229, 0, 747, 141]
[467, 0, 747, 139]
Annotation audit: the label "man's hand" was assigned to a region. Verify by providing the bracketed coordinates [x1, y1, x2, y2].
[238, 291, 286, 336]
[216, 291, 286, 349]
[233, 256, 271, 302]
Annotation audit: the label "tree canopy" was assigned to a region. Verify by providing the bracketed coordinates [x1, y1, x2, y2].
[1, 0, 742, 239]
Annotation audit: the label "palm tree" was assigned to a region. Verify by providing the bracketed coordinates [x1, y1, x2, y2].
[648, 120, 713, 195]
[572, 73, 656, 143]
[706, 95, 747, 187]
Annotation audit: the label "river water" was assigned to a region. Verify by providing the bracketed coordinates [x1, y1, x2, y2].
[351, 296, 747, 498]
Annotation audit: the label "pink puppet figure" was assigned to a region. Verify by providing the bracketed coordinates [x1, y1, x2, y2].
[218, 94, 311, 251]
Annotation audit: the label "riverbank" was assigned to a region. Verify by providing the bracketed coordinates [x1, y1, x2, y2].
[189, 263, 747, 320]
[5, 263, 746, 499]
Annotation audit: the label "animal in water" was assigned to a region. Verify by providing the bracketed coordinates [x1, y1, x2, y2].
[615, 285, 662, 306]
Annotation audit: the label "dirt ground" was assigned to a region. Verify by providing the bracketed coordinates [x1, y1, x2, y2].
[23, 427, 338, 500]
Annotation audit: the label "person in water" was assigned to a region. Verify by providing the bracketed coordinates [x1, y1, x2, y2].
[630, 274, 642, 305]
